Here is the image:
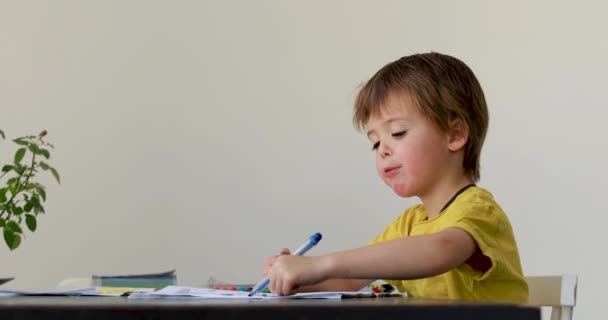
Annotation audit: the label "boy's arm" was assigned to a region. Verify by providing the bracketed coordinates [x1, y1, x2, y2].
[324, 228, 476, 280]
[299, 278, 373, 292]
[262, 249, 373, 293]
[266, 228, 476, 295]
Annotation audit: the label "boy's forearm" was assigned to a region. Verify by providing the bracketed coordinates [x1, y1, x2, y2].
[299, 278, 372, 293]
[320, 230, 474, 280]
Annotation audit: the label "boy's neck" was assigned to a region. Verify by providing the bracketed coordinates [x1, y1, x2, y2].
[420, 174, 474, 220]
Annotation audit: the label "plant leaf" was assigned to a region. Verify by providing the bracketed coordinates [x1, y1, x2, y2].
[14, 148, 26, 165]
[50, 167, 61, 184]
[39, 161, 50, 170]
[7, 220, 22, 233]
[38, 149, 50, 159]
[28, 143, 40, 154]
[0, 188, 7, 202]
[0, 219, 5, 227]
[31, 195, 40, 208]
[25, 214, 37, 232]
[11, 235, 21, 250]
[1, 165, 13, 173]
[13, 207, 23, 215]
[7, 186, 16, 198]
[36, 186, 46, 201]
[13, 139, 29, 146]
[14, 165, 25, 175]
[0, 129, 4, 139]
[3, 229, 14, 247]
[24, 201, 33, 213]
[7, 177, 18, 186]
[3, 228, 21, 250]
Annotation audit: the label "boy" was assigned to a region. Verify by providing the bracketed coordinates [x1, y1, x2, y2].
[263, 52, 528, 302]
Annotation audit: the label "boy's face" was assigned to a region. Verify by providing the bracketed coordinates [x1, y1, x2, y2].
[366, 94, 453, 198]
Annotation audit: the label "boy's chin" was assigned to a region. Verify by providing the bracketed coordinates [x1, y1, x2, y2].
[391, 184, 415, 198]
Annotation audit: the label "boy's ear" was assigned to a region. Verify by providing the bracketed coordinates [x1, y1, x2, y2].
[447, 118, 469, 152]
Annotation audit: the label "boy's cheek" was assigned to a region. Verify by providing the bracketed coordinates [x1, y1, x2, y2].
[374, 158, 384, 176]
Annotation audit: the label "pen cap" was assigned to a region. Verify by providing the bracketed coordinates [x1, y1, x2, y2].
[309, 233, 322, 245]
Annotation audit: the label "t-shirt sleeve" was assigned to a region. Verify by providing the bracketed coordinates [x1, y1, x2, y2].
[439, 202, 501, 280]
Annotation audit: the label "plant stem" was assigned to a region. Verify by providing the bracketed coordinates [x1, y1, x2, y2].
[21, 150, 37, 197]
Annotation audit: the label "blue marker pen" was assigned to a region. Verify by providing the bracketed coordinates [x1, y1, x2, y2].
[248, 232, 323, 296]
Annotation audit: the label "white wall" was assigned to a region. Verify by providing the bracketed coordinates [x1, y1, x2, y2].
[1, 1, 605, 319]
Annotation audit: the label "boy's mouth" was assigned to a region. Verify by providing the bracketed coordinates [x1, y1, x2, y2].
[383, 166, 401, 177]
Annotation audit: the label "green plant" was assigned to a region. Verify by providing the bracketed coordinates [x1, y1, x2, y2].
[0, 129, 60, 250]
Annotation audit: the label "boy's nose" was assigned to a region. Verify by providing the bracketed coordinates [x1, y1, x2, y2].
[378, 142, 392, 158]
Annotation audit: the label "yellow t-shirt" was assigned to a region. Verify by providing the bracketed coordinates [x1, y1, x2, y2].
[369, 186, 528, 302]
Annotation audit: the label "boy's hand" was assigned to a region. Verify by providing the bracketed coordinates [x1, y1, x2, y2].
[263, 248, 291, 276]
[266, 255, 328, 296]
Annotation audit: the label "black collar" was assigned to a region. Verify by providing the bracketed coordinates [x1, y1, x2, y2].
[439, 183, 476, 213]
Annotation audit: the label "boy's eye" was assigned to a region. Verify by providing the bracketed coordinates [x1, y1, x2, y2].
[371, 142, 380, 151]
[392, 131, 407, 137]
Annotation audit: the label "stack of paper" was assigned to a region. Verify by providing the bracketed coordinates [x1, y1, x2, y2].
[128, 286, 397, 300]
[92, 270, 176, 290]
[0, 287, 155, 297]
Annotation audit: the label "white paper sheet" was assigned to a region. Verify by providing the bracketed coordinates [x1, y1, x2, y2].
[127, 286, 373, 299]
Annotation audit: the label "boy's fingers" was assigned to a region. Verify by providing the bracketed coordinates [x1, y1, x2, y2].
[270, 277, 280, 295]
[291, 284, 300, 295]
[282, 279, 299, 296]
[282, 281, 291, 296]
[264, 249, 290, 278]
